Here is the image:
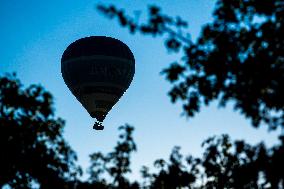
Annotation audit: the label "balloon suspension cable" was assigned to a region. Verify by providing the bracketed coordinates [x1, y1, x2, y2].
[93, 121, 104, 130]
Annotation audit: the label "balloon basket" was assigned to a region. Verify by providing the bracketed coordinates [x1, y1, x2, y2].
[93, 121, 104, 130]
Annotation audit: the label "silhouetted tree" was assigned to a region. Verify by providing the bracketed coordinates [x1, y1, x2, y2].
[88, 124, 139, 189]
[3, 73, 280, 188]
[97, 0, 284, 130]
[3, 1, 284, 188]
[86, 123, 284, 188]
[139, 134, 284, 189]
[96, 1, 284, 188]
[147, 147, 196, 189]
[0, 73, 81, 189]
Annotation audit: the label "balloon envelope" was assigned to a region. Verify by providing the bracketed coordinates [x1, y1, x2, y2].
[61, 36, 135, 122]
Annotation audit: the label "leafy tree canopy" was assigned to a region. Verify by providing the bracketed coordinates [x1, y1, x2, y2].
[86, 123, 284, 189]
[1, 73, 283, 188]
[0, 73, 81, 189]
[140, 134, 284, 189]
[97, 0, 284, 130]
[88, 124, 138, 189]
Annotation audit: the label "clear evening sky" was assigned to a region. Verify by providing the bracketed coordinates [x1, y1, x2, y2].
[1, 0, 281, 180]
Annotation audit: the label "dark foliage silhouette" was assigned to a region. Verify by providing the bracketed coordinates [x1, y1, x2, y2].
[88, 124, 139, 189]
[142, 146, 196, 189]
[1, 73, 283, 188]
[2, 1, 284, 188]
[97, 0, 284, 130]
[139, 135, 284, 189]
[84, 123, 284, 188]
[0, 73, 81, 189]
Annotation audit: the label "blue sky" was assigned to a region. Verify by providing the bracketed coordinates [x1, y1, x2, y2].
[1, 0, 281, 180]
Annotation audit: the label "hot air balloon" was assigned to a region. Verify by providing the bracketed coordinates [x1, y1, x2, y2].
[61, 36, 135, 130]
